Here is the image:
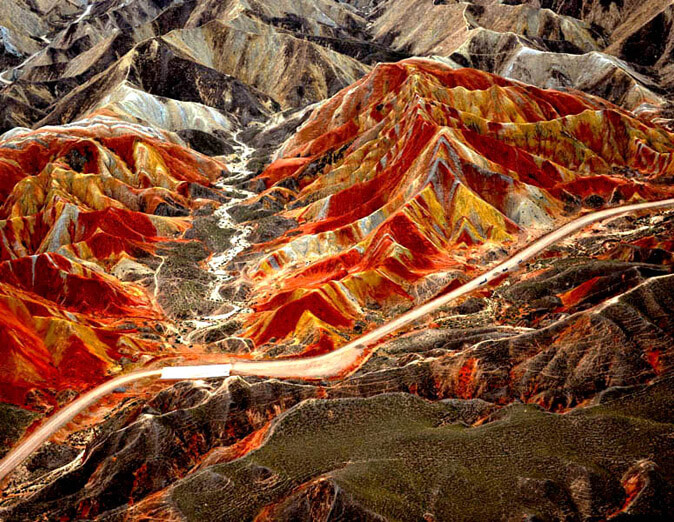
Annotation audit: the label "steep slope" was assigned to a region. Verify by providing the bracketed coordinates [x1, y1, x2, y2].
[35, 37, 278, 128]
[372, 0, 600, 56]
[161, 18, 370, 109]
[234, 58, 674, 355]
[0, 0, 389, 413]
[0, 0, 378, 136]
[447, 28, 666, 112]
[366, 0, 673, 116]
[2, 3, 674, 519]
[0, 114, 228, 408]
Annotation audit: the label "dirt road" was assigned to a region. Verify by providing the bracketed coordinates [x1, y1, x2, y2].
[2, 197, 673, 484]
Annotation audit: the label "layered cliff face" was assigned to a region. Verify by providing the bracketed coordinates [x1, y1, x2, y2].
[2, 1, 674, 520]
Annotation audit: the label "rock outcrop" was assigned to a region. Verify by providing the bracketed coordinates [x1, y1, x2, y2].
[239, 58, 674, 355]
[0, 115, 227, 406]
[2, 1, 674, 520]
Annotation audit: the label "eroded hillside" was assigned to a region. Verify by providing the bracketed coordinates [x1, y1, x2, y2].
[1, 1, 674, 520]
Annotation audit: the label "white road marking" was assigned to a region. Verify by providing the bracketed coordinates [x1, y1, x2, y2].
[160, 364, 232, 380]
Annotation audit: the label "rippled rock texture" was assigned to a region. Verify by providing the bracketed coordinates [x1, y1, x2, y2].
[240, 58, 674, 356]
[370, 0, 674, 119]
[2, 0, 674, 520]
[0, 115, 231, 408]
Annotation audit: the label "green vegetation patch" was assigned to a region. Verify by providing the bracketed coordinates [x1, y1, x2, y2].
[0, 403, 41, 458]
[171, 382, 674, 521]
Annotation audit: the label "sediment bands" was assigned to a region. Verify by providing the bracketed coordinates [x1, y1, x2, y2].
[5, 58, 674, 408]
[0, 115, 227, 407]
[241, 59, 674, 353]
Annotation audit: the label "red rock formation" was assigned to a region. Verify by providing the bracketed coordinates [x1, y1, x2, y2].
[0, 114, 226, 407]
[241, 59, 674, 352]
